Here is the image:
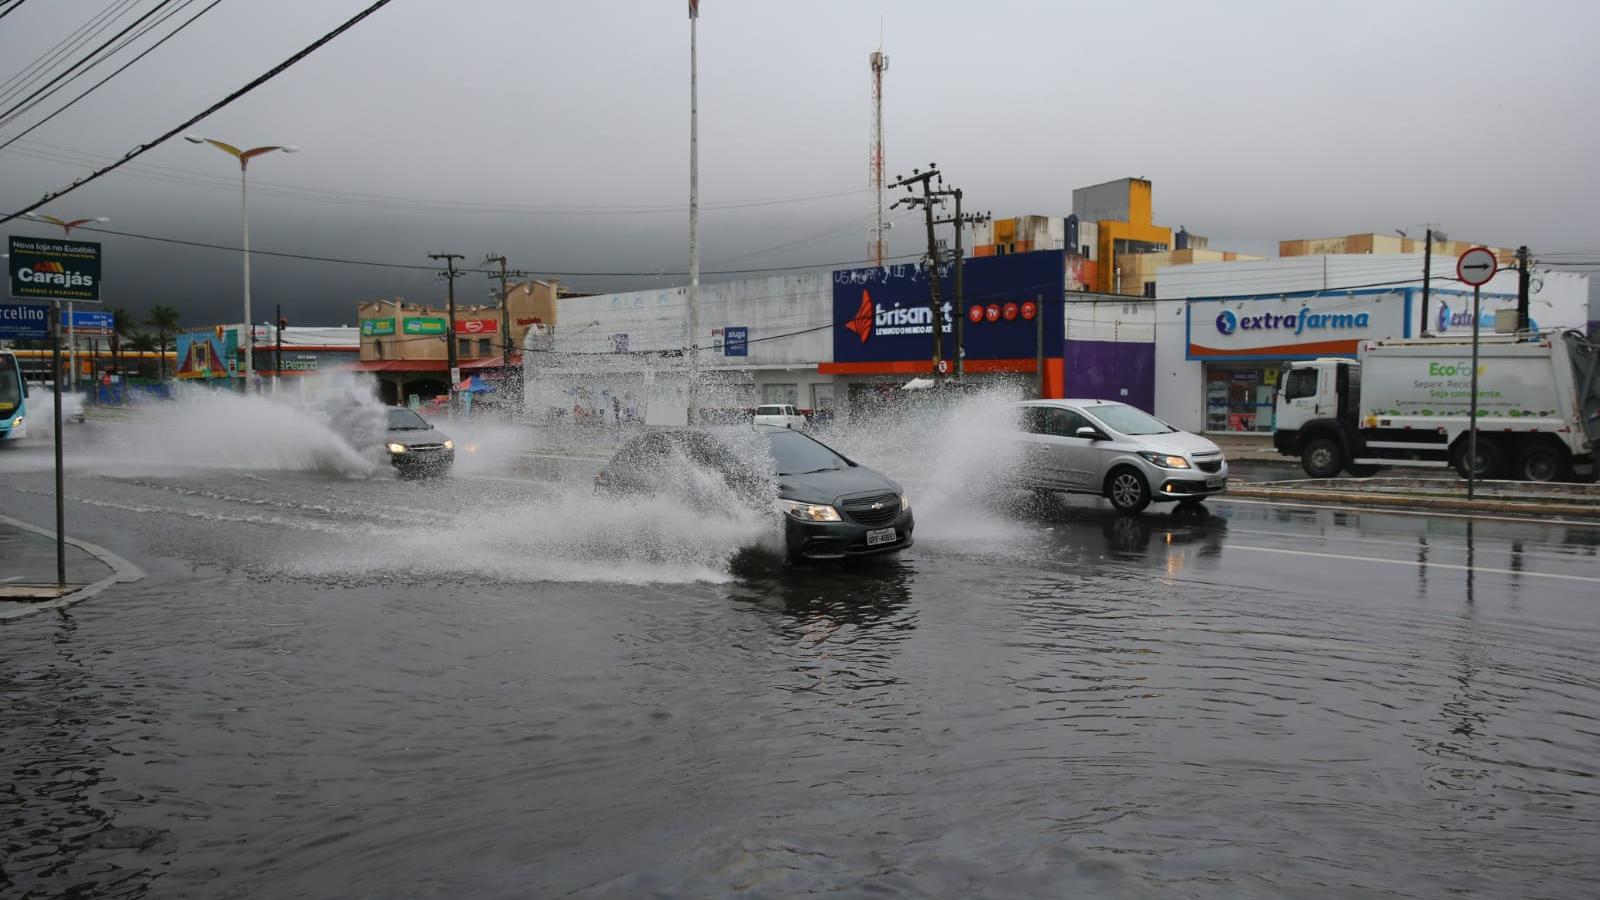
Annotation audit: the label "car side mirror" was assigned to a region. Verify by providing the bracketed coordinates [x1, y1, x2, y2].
[1076, 426, 1103, 440]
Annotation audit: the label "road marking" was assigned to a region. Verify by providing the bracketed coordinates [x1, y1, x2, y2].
[1229, 543, 1600, 584]
[1215, 495, 1600, 529]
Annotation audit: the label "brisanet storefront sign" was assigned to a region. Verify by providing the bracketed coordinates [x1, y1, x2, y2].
[829, 250, 1064, 370]
[1185, 289, 1412, 360]
[8, 235, 101, 302]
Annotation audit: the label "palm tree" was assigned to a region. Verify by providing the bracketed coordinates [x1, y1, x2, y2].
[144, 305, 180, 379]
[110, 307, 133, 388]
[128, 332, 158, 380]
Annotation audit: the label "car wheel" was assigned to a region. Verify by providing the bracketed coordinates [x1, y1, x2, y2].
[1106, 467, 1151, 514]
[1301, 437, 1344, 478]
[1517, 444, 1567, 483]
[1453, 437, 1503, 480]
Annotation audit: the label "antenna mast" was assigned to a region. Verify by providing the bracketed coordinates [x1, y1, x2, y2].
[868, 44, 889, 269]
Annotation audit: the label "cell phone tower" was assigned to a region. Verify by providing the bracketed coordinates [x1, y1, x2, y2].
[868, 45, 889, 269]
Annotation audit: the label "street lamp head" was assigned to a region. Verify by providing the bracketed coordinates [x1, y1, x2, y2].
[280, 146, 301, 154]
[93, 217, 110, 223]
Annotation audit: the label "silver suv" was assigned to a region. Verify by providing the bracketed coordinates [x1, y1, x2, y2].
[1010, 400, 1228, 513]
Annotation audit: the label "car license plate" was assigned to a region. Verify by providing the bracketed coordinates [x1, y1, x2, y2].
[1206, 476, 1226, 488]
[866, 527, 897, 546]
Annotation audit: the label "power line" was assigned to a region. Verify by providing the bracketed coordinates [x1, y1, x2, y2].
[0, 0, 176, 127]
[35, 221, 924, 278]
[0, 0, 142, 108]
[0, 0, 34, 22]
[0, 0, 219, 145]
[0, 0, 397, 227]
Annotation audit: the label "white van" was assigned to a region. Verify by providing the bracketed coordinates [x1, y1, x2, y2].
[753, 404, 805, 430]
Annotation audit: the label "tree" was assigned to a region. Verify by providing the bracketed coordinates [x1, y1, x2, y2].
[128, 332, 158, 380]
[144, 305, 180, 379]
[110, 307, 133, 384]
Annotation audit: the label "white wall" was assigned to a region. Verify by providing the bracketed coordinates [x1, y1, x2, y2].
[551, 272, 833, 367]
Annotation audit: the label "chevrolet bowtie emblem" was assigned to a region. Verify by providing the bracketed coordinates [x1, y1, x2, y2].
[870, 502, 884, 510]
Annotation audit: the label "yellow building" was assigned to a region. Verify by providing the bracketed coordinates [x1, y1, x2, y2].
[1114, 247, 1265, 299]
[1072, 178, 1173, 295]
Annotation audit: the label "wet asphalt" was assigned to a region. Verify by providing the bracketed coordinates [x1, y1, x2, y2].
[2, 433, 1598, 899]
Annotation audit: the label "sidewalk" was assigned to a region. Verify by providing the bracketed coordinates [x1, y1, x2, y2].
[0, 517, 133, 620]
[1208, 432, 1281, 462]
[1226, 476, 1600, 520]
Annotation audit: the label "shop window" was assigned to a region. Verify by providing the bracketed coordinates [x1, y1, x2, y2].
[761, 383, 798, 406]
[1205, 366, 1278, 433]
[478, 338, 492, 357]
[457, 338, 471, 358]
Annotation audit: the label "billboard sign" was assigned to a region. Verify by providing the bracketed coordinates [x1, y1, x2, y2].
[723, 325, 748, 357]
[8, 235, 101, 301]
[361, 317, 395, 336]
[402, 317, 446, 335]
[0, 302, 50, 339]
[175, 328, 239, 379]
[1186, 290, 1413, 360]
[454, 318, 496, 334]
[831, 251, 1064, 365]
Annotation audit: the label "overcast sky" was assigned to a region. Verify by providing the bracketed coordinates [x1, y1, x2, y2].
[2, 0, 1596, 328]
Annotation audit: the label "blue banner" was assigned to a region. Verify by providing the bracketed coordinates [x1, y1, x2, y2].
[723, 325, 748, 357]
[0, 302, 50, 339]
[832, 250, 1064, 364]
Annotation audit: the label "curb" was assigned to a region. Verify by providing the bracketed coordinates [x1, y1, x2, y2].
[0, 513, 146, 622]
[1224, 485, 1600, 520]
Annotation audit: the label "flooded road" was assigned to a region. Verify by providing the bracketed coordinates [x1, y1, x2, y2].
[3, 437, 1599, 898]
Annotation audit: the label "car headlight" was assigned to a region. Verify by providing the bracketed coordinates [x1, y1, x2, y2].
[780, 499, 842, 522]
[386, 442, 408, 454]
[1137, 451, 1190, 469]
[9, 416, 20, 428]
[901, 494, 911, 511]
[443, 439, 454, 450]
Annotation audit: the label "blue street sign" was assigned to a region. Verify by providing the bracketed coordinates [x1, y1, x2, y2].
[0, 302, 50, 339]
[723, 325, 748, 357]
[62, 310, 113, 331]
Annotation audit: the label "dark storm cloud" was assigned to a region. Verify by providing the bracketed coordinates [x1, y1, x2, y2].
[2, 0, 1596, 327]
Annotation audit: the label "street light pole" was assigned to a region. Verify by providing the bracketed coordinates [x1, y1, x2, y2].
[185, 136, 299, 391]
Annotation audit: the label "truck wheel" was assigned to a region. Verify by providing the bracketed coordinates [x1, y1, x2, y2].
[1453, 437, 1503, 480]
[1517, 445, 1567, 483]
[1106, 467, 1151, 513]
[1301, 437, 1344, 478]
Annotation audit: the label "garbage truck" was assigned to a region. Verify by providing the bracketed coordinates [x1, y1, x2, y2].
[1272, 330, 1600, 481]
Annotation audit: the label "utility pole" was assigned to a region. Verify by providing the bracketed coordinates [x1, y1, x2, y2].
[934, 188, 988, 382]
[429, 252, 465, 415]
[1515, 245, 1531, 334]
[483, 254, 529, 407]
[686, 0, 701, 423]
[892, 165, 947, 379]
[274, 304, 284, 395]
[1421, 227, 1433, 335]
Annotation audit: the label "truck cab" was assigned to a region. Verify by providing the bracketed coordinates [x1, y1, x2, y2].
[1272, 358, 1368, 477]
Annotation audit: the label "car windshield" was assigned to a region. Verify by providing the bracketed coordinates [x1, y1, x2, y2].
[387, 408, 430, 430]
[1088, 403, 1176, 435]
[755, 405, 783, 415]
[766, 429, 849, 475]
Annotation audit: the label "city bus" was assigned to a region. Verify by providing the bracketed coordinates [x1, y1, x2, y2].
[1, 350, 27, 441]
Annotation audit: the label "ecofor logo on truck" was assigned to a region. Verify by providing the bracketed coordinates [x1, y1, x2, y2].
[1271, 331, 1600, 482]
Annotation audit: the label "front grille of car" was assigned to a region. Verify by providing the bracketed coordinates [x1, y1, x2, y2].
[1197, 459, 1222, 473]
[408, 442, 445, 452]
[841, 492, 899, 527]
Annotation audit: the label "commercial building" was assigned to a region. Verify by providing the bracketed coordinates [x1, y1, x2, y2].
[524, 251, 1108, 423]
[1153, 255, 1593, 434]
[1280, 232, 1516, 261]
[355, 280, 561, 405]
